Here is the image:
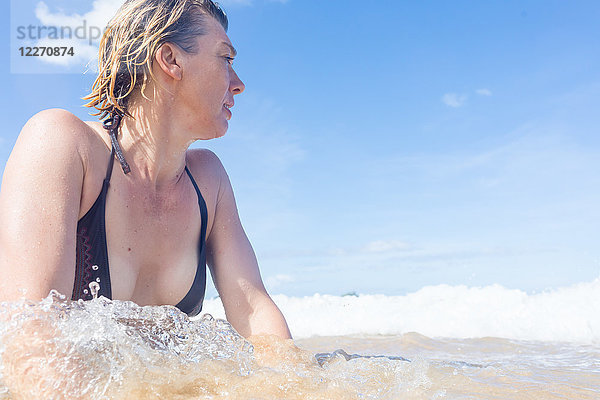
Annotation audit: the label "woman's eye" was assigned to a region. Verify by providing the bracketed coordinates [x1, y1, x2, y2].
[224, 56, 235, 66]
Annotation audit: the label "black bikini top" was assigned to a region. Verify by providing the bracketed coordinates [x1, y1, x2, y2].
[72, 120, 208, 316]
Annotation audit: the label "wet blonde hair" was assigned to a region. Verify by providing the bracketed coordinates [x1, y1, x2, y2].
[83, 0, 228, 120]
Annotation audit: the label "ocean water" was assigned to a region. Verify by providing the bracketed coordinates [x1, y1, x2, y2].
[0, 280, 599, 399]
[205, 278, 600, 342]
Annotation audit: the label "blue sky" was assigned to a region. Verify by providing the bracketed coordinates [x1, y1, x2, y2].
[2, 0, 599, 297]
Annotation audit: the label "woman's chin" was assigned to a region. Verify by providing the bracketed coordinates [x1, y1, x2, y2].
[195, 126, 227, 141]
[216, 120, 229, 138]
[188, 118, 228, 139]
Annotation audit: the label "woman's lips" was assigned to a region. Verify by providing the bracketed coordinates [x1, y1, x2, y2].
[223, 104, 232, 119]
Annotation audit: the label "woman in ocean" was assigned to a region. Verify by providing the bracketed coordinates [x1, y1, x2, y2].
[0, 0, 291, 339]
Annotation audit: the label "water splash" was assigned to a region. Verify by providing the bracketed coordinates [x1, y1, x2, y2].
[89, 281, 100, 299]
[2, 292, 596, 399]
[0, 291, 254, 399]
[0, 291, 426, 399]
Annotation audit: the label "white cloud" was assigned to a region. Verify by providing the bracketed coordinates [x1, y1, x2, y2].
[328, 247, 347, 257]
[476, 88, 492, 96]
[36, 0, 123, 27]
[265, 274, 295, 289]
[362, 240, 411, 253]
[441, 93, 467, 108]
[32, 0, 123, 70]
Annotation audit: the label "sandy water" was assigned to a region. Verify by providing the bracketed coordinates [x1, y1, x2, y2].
[298, 335, 600, 399]
[0, 292, 599, 399]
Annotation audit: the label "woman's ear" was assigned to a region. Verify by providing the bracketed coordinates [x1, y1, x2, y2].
[154, 43, 183, 81]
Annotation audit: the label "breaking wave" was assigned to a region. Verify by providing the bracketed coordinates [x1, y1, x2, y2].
[204, 278, 600, 343]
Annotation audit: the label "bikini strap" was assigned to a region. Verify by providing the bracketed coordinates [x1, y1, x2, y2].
[184, 166, 209, 245]
[103, 113, 130, 175]
[105, 146, 116, 181]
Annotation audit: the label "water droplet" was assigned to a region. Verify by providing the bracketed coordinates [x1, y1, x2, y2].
[89, 281, 100, 300]
[92, 265, 99, 271]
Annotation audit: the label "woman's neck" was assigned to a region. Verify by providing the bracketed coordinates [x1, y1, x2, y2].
[117, 101, 192, 191]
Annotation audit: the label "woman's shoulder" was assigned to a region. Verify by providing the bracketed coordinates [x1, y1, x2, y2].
[185, 148, 228, 179]
[19, 108, 103, 150]
[8, 110, 108, 201]
[184, 148, 230, 207]
[23, 108, 88, 132]
[19, 108, 109, 164]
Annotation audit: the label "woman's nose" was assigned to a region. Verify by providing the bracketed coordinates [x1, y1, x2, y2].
[231, 70, 245, 95]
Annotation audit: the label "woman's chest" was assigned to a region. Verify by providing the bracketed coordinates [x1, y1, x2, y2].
[103, 185, 204, 306]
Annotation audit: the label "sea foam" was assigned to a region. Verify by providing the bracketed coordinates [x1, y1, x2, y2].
[202, 278, 600, 343]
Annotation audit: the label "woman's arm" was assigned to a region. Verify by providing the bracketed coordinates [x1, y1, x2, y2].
[200, 151, 291, 339]
[0, 109, 86, 301]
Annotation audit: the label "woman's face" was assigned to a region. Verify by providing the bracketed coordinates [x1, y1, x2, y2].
[177, 16, 245, 140]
